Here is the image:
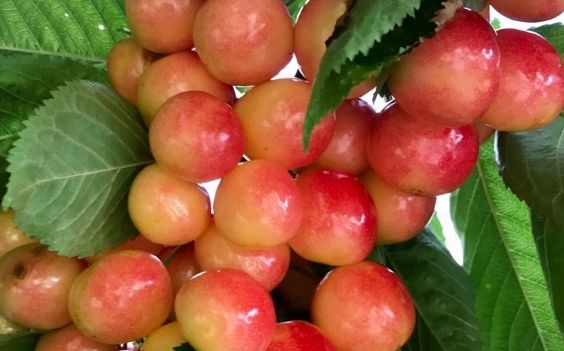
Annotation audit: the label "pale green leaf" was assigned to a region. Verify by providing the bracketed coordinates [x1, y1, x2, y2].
[451, 141, 564, 350]
[3, 80, 153, 257]
[427, 212, 446, 242]
[0, 0, 128, 61]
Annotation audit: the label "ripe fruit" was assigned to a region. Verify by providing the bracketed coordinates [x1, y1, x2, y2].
[125, 0, 204, 53]
[149, 91, 245, 183]
[480, 29, 564, 131]
[266, 321, 335, 351]
[193, 0, 293, 85]
[234, 79, 336, 169]
[360, 169, 436, 244]
[489, 0, 564, 22]
[128, 164, 211, 246]
[289, 168, 377, 266]
[107, 38, 157, 106]
[68, 250, 173, 344]
[0, 244, 86, 330]
[388, 9, 500, 126]
[175, 269, 276, 351]
[312, 261, 415, 351]
[35, 324, 115, 351]
[316, 98, 377, 174]
[142, 322, 186, 351]
[213, 160, 304, 247]
[160, 244, 200, 297]
[0, 210, 35, 258]
[85, 235, 163, 265]
[294, 0, 376, 98]
[367, 102, 479, 196]
[137, 51, 236, 125]
[195, 224, 290, 290]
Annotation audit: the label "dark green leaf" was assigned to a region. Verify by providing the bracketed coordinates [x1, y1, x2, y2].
[531, 213, 564, 330]
[384, 230, 481, 351]
[174, 342, 197, 351]
[463, 0, 487, 12]
[284, 0, 307, 22]
[3, 81, 153, 258]
[427, 212, 446, 242]
[0, 332, 40, 351]
[530, 23, 564, 60]
[0, 0, 127, 61]
[303, 0, 445, 148]
[451, 141, 564, 350]
[497, 117, 564, 232]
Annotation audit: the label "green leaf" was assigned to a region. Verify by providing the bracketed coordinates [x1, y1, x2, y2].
[3, 80, 153, 258]
[0, 0, 127, 61]
[463, 0, 487, 12]
[284, 0, 307, 22]
[497, 117, 564, 232]
[451, 141, 564, 350]
[530, 23, 564, 60]
[303, 0, 445, 148]
[427, 212, 446, 242]
[0, 332, 40, 351]
[383, 230, 480, 351]
[174, 342, 197, 351]
[531, 213, 564, 330]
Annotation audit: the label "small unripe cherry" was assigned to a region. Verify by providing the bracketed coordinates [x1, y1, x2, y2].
[234, 79, 336, 170]
[213, 160, 304, 247]
[194, 225, 290, 290]
[137, 51, 236, 126]
[0, 210, 36, 258]
[489, 0, 564, 22]
[175, 269, 276, 351]
[360, 169, 436, 244]
[312, 261, 416, 351]
[266, 321, 335, 351]
[0, 244, 86, 330]
[480, 29, 564, 131]
[68, 250, 173, 344]
[128, 164, 211, 246]
[289, 168, 377, 266]
[388, 9, 500, 126]
[107, 38, 157, 106]
[193, 0, 293, 85]
[142, 322, 187, 351]
[316, 98, 377, 174]
[35, 324, 115, 351]
[125, 0, 205, 53]
[367, 102, 479, 196]
[149, 91, 245, 183]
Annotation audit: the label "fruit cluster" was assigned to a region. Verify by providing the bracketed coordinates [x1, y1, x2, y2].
[0, 0, 562, 350]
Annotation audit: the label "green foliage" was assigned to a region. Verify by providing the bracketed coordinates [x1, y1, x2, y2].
[0, 0, 127, 60]
[428, 212, 446, 242]
[174, 342, 197, 351]
[451, 142, 564, 350]
[382, 230, 481, 351]
[303, 0, 445, 147]
[463, 0, 487, 12]
[284, 0, 307, 22]
[497, 117, 564, 232]
[0, 332, 40, 351]
[3, 81, 153, 258]
[530, 23, 564, 60]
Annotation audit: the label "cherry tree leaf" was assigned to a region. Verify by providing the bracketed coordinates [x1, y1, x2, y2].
[3, 80, 152, 258]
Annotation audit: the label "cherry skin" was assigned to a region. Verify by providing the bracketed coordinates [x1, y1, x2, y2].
[234, 79, 336, 170]
[489, 0, 564, 22]
[68, 250, 173, 344]
[194, 224, 290, 290]
[360, 169, 436, 244]
[85, 235, 163, 265]
[193, 0, 293, 85]
[125, 0, 205, 53]
[367, 102, 479, 196]
[149, 91, 245, 183]
[142, 322, 187, 351]
[316, 98, 377, 174]
[107, 38, 157, 106]
[480, 29, 564, 131]
[388, 9, 500, 126]
[213, 160, 304, 247]
[137, 51, 236, 126]
[159, 244, 200, 298]
[0, 210, 35, 258]
[175, 269, 276, 351]
[266, 321, 335, 351]
[0, 313, 25, 335]
[312, 261, 416, 351]
[35, 324, 115, 351]
[0, 243, 86, 330]
[294, 0, 376, 98]
[289, 168, 377, 266]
